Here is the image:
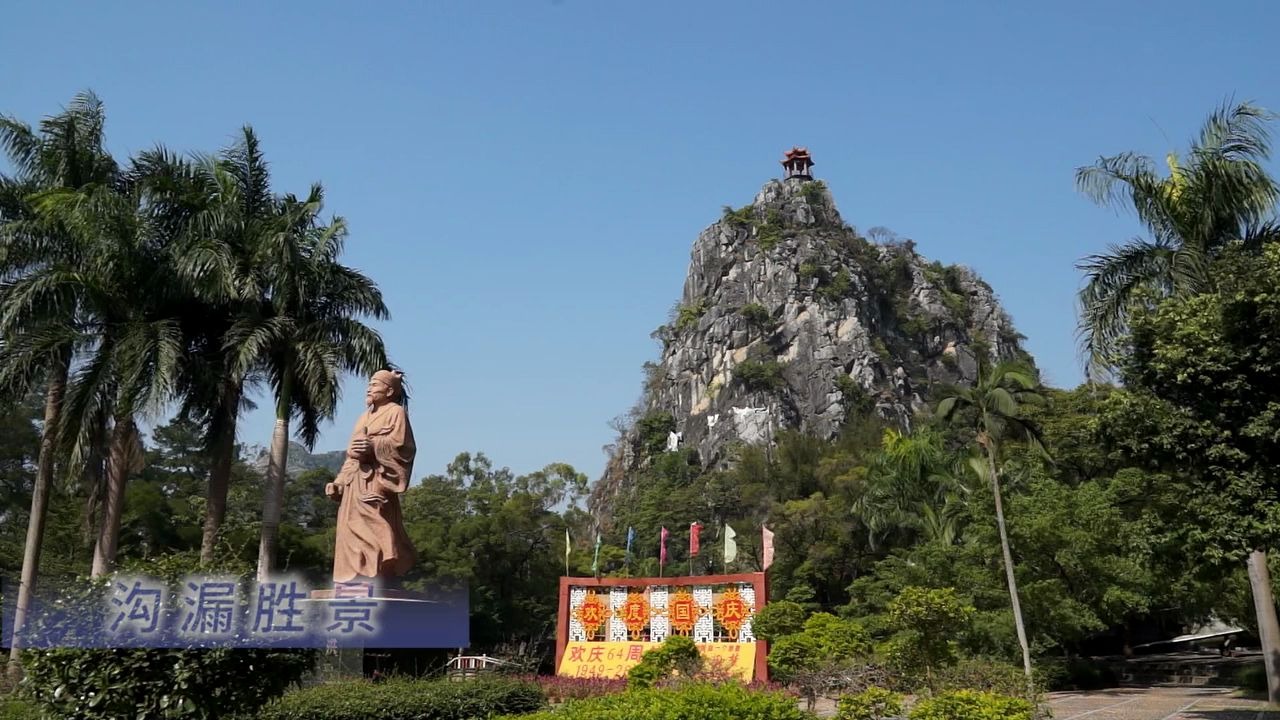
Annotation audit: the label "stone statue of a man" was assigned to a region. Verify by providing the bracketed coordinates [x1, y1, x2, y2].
[326, 369, 417, 583]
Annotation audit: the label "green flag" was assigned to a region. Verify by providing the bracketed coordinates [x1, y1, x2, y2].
[592, 532, 602, 576]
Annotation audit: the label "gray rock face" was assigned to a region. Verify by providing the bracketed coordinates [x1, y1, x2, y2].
[591, 176, 1027, 517]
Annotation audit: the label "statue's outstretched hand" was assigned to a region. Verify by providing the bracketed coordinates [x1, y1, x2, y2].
[325, 482, 342, 501]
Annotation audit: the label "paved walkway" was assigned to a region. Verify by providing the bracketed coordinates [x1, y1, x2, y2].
[1046, 687, 1279, 719]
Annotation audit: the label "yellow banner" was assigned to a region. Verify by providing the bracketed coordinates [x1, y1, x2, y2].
[558, 641, 756, 681]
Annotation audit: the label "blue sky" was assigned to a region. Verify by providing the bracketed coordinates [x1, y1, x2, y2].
[3, 1, 1278, 484]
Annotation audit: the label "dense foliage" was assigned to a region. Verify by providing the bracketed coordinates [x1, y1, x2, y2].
[17, 556, 316, 720]
[507, 683, 812, 720]
[254, 676, 546, 720]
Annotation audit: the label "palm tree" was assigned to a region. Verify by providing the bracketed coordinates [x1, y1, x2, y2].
[233, 184, 387, 579]
[936, 361, 1046, 692]
[853, 428, 969, 549]
[1076, 101, 1280, 702]
[1076, 101, 1279, 379]
[0, 91, 119, 674]
[135, 129, 278, 563]
[26, 165, 184, 577]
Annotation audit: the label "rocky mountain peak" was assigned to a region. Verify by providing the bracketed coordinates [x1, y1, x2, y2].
[591, 165, 1028, 518]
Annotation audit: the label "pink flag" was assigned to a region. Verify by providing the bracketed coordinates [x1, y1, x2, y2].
[689, 522, 702, 556]
[762, 525, 775, 571]
[660, 526, 669, 568]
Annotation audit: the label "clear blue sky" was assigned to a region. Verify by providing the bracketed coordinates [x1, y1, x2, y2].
[3, 1, 1278, 484]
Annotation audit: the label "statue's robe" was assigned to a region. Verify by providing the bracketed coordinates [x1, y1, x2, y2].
[332, 402, 417, 583]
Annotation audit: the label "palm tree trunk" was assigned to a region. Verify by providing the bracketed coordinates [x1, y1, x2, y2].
[1247, 549, 1280, 703]
[986, 446, 1034, 693]
[256, 381, 292, 579]
[200, 383, 242, 563]
[7, 357, 69, 678]
[91, 416, 136, 577]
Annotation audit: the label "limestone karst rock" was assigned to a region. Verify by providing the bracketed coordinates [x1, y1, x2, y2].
[591, 170, 1028, 519]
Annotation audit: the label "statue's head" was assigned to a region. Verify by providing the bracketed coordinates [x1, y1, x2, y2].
[367, 369, 405, 407]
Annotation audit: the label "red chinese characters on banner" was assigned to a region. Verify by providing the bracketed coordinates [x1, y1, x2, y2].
[573, 590, 609, 638]
[621, 593, 649, 639]
[713, 588, 750, 639]
[668, 590, 700, 635]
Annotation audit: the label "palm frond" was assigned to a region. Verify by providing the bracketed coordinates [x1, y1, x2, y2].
[1076, 237, 1176, 377]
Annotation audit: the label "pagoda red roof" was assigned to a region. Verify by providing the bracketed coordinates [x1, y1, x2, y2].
[781, 147, 814, 165]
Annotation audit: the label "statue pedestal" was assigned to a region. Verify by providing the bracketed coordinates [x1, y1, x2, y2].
[301, 585, 469, 650]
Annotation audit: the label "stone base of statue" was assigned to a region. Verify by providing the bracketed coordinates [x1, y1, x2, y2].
[301, 584, 469, 650]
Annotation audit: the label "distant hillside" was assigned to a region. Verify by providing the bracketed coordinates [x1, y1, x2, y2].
[590, 162, 1028, 520]
[246, 441, 346, 478]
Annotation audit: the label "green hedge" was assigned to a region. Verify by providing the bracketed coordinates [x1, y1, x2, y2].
[908, 690, 1034, 720]
[509, 683, 812, 720]
[255, 676, 546, 720]
[23, 647, 316, 720]
[836, 687, 903, 720]
[0, 695, 40, 720]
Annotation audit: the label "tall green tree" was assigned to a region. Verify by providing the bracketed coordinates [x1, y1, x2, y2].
[1076, 101, 1280, 700]
[1076, 101, 1279, 377]
[936, 361, 1046, 690]
[1105, 243, 1280, 701]
[232, 180, 387, 578]
[30, 169, 184, 578]
[0, 91, 120, 674]
[135, 129, 279, 563]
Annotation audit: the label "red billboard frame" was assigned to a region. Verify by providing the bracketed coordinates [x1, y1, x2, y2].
[555, 572, 768, 682]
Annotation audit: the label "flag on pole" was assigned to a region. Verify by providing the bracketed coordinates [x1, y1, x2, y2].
[591, 531, 602, 576]
[724, 524, 738, 565]
[659, 527, 669, 572]
[762, 525, 775, 571]
[625, 526, 635, 565]
[689, 522, 702, 556]
[565, 528, 572, 575]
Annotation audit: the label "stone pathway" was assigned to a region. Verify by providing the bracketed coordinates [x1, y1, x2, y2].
[1046, 687, 1279, 719]
[809, 687, 1278, 718]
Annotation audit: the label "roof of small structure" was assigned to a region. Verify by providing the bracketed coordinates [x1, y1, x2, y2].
[781, 147, 814, 166]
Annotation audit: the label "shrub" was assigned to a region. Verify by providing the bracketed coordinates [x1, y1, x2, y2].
[636, 411, 677, 456]
[836, 376, 874, 416]
[798, 262, 826, 284]
[18, 554, 316, 720]
[1036, 656, 1116, 691]
[817, 270, 854, 302]
[752, 600, 807, 642]
[755, 209, 786, 251]
[1234, 662, 1268, 693]
[883, 587, 973, 682]
[739, 303, 773, 330]
[628, 636, 703, 689]
[734, 359, 787, 392]
[908, 690, 1034, 720]
[767, 613, 873, 681]
[23, 646, 316, 720]
[722, 205, 755, 227]
[801, 181, 827, 207]
[674, 299, 707, 332]
[933, 657, 1037, 698]
[0, 695, 40, 720]
[836, 687, 903, 720]
[258, 676, 546, 720]
[508, 683, 811, 720]
[525, 674, 627, 703]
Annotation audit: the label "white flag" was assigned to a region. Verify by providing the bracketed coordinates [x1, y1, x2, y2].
[724, 524, 738, 565]
[762, 525, 775, 571]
